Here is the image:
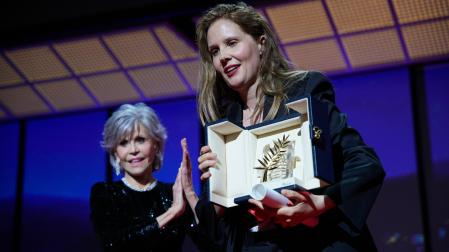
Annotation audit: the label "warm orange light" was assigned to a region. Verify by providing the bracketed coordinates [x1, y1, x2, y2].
[128, 65, 188, 98]
[54, 38, 119, 74]
[35, 79, 94, 111]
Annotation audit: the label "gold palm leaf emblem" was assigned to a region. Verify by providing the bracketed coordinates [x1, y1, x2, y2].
[254, 134, 291, 182]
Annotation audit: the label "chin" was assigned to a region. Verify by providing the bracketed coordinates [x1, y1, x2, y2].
[225, 76, 253, 91]
[124, 166, 150, 177]
[226, 80, 246, 91]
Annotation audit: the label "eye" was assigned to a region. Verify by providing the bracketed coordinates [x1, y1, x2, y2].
[209, 48, 219, 57]
[135, 136, 146, 143]
[119, 139, 129, 146]
[227, 40, 237, 47]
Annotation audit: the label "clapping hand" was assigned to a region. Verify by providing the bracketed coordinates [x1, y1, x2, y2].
[170, 168, 186, 219]
[180, 138, 199, 222]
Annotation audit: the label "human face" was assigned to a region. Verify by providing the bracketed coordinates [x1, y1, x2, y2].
[114, 125, 157, 178]
[207, 18, 264, 94]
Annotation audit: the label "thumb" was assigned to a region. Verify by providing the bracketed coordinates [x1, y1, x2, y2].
[175, 167, 182, 183]
[181, 138, 192, 170]
[181, 138, 189, 157]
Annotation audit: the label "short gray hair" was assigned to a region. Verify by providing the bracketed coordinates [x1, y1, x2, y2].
[101, 103, 167, 175]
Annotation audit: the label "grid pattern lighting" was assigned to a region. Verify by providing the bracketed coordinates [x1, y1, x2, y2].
[0, 0, 448, 121]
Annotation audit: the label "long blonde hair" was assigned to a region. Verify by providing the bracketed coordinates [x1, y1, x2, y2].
[196, 2, 303, 125]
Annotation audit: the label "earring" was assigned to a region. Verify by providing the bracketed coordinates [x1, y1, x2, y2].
[114, 158, 121, 175]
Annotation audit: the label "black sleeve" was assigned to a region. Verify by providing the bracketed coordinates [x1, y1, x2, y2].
[193, 197, 254, 252]
[89, 182, 161, 251]
[304, 71, 386, 235]
[192, 198, 227, 251]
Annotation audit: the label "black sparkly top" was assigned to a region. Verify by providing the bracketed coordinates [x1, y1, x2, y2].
[90, 180, 197, 252]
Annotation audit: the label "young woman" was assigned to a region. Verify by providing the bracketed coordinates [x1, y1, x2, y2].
[182, 2, 386, 251]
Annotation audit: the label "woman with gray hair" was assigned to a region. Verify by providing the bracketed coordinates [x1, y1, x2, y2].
[90, 103, 203, 251]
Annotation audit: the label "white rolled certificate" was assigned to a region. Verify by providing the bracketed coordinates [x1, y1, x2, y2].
[250, 183, 290, 208]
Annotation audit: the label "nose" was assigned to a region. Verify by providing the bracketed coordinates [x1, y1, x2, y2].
[129, 141, 139, 154]
[219, 51, 231, 66]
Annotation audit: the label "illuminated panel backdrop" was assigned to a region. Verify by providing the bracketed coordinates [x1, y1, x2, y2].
[0, 122, 19, 252]
[424, 62, 449, 251]
[20, 111, 107, 251]
[331, 68, 422, 251]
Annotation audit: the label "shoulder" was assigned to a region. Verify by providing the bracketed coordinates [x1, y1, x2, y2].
[286, 70, 329, 84]
[288, 71, 332, 90]
[155, 181, 174, 194]
[91, 181, 108, 195]
[285, 71, 335, 103]
[304, 70, 331, 82]
[90, 181, 123, 198]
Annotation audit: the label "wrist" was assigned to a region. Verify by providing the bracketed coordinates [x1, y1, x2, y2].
[168, 206, 180, 219]
[323, 195, 336, 211]
[185, 190, 197, 198]
[158, 208, 177, 229]
[185, 190, 198, 205]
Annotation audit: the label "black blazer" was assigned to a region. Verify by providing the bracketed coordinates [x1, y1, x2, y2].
[195, 71, 385, 252]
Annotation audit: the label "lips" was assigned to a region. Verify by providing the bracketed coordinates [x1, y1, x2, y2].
[224, 64, 240, 77]
[129, 157, 143, 163]
[128, 157, 145, 166]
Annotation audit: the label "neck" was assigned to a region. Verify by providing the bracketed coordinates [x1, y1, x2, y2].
[241, 80, 264, 127]
[239, 80, 259, 110]
[124, 171, 155, 190]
